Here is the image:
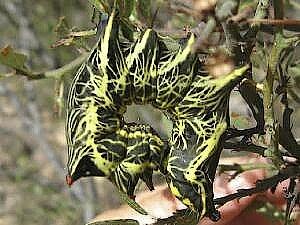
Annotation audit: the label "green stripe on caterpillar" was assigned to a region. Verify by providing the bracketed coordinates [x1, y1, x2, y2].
[65, 9, 249, 221]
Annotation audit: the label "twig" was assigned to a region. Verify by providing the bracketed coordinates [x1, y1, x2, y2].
[224, 141, 267, 156]
[247, 18, 300, 26]
[214, 165, 300, 206]
[225, 127, 262, 140]
[218, 163, 273, 174]
[262, 0, 287, 168]
[218, 162, 274, 180]
[243, 0, 270, 60]
[16, 52, 89, 80]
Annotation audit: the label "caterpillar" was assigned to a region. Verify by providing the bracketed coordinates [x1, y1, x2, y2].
[65, 9, 248, 221]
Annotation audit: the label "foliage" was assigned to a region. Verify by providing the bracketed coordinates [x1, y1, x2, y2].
[0, 46, 28, 72]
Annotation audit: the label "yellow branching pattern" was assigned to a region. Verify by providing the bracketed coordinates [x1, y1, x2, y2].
[65, 10, 249, 221]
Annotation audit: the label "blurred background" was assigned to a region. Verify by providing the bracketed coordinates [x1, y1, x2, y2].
[0, 0, 300, 225]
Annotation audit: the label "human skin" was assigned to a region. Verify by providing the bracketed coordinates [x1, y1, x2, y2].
[92, 157, 299, 225]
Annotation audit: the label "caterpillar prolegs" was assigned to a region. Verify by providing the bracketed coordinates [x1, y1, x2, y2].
[65, 9, 249, 221]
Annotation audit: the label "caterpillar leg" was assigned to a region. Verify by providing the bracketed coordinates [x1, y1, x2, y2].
[140, 169, 155, 191]
[109, 163, 154, 196]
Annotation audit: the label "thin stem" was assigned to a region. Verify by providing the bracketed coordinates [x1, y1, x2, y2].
[262, 0, 287, 167]
[247, 18, 300, 26]
[15, 52, 89, 79]
[224, 141, 267, 156]
[214, 166, 300, 206]
[218, 163, 274, 174]
[43, 52, 88, 79]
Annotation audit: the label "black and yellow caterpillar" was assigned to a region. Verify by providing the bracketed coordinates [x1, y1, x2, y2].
[65, 9, 248, 221]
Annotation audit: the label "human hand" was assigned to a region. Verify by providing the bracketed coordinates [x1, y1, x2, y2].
[93, 157, 299, 225]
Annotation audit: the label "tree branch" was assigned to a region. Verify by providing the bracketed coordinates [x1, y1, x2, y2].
[224, 141, 267, 156]
[16, 52, 89, 80]
[214, 165, 300, 206]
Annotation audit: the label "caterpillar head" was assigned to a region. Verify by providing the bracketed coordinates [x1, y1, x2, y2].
[66, 154, 106, 186]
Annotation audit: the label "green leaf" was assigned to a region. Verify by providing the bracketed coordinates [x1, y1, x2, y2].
[52, 16, 97, 49]
[118, 191, 148, 215]
[87, 219, 140, 225]
[0, 46, 28, 71]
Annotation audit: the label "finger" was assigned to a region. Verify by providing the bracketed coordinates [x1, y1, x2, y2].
[261, 179, 289, 206]
[92, 185, 178, 224]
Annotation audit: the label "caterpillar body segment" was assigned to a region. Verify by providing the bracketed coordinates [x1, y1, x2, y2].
[153, 34, 199, 110]
[164, 66, 248, 215]
[123, 29, 160, 105]
[166, 66, 248, 218]
[121, 29, 198, 108]
[66, 10, 136, 177]
[166, 117, 225, 220]
[108, 123, 165, 196]
[169, 65, 249, 120]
